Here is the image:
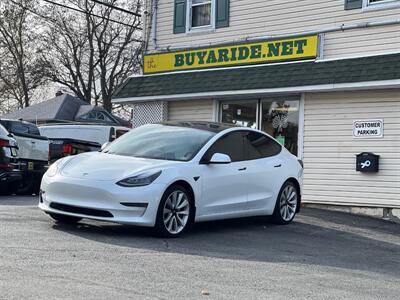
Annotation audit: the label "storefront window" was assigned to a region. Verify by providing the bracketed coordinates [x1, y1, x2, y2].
[261, 99, 299, 156]
[219, 96, 300, 156]
[220, 101, 257, 129]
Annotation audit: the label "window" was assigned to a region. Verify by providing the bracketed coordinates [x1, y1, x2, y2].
[104, 124, 215, 162]
[174, 0, 229, 34]
[345, 0, 400, 10]
[220, 101, 257, 129]
[80, 111, 113, 122]
[0, 124, 8, 136]
[261, 99, 299, 156]
[219, 97, 300, 156]
[244, 132, 281, 160]
[202, 131, 244, 162]
[368, 0, 398, 5]
[190, 0, 213, 29]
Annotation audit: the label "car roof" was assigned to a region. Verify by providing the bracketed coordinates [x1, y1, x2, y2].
[159, 121, 241, 133]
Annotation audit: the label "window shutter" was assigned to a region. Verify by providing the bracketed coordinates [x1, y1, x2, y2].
[216, 0, 229, 28]
[173, 0, 186, 34]
[344, 0, 363, 10]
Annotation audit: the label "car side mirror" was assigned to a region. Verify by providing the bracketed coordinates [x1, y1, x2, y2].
[209, 153, 231, 164]
[101, 142, 110, 151]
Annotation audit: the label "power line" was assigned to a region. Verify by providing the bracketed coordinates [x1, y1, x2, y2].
[89, 0, 141, 17]
[40, 0, 142, 29]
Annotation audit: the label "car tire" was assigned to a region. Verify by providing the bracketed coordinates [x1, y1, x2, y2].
[15, 177, 35, 195]
[154, 185, 194, 238]
[0, 184, 14, 195]
[49, 213, 82, 224]
[272, 181, 299, 225]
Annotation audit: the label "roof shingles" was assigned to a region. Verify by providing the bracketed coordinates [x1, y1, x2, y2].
[114, 53, 400, 100]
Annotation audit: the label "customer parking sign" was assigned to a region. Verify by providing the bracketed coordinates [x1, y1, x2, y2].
[353, 119, 384, 139]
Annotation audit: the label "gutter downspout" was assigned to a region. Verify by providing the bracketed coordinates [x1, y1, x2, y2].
[151, 0, 158, 50]
[156, 18, 400, 52]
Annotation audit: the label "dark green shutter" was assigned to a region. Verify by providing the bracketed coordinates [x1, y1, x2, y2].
[344, 0, 363, 10]
[173, 0, 186, 34]
[216, 0, 229, 28]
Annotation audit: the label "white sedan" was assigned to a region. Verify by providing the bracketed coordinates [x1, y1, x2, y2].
[39, 121, 303, 237]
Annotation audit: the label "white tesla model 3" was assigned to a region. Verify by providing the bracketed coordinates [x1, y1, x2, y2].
[39, 121, 303, 237]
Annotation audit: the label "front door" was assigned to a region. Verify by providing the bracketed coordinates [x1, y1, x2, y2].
[198, 131, 248, 217]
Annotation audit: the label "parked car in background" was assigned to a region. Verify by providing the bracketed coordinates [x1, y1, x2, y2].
[39, 121, 303, 237]
[39, 124, 130, 146]
[39, 124, 130, 162]
[0, 119, 49, 195]
[0, 124, 21, 195]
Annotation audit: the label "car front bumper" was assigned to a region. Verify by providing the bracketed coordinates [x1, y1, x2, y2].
[38, 174, 167, 227]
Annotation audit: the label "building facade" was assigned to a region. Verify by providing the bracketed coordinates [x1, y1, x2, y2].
[113, 0, 400, 208]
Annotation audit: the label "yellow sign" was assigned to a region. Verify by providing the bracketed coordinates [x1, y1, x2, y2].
[144, 35, 318, 74]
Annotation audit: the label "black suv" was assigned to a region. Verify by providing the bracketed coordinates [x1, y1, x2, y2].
[0, 124, 21, 195]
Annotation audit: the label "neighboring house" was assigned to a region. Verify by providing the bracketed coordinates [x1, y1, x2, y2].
[1, 93, 131, 127]
[112, 0, 400, 210]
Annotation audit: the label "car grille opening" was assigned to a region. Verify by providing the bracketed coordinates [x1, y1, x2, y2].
[49, 202, 114, 218]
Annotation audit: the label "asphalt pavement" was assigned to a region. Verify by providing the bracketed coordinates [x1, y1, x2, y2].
[0, 196, 399, 300]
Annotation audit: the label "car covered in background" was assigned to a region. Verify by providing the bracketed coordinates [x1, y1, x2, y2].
[0, 124, 21, 195]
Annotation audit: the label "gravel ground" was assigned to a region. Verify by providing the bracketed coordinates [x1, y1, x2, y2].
[0, 195, 399, 300]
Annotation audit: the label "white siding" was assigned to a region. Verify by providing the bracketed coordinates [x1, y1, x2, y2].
[302, 90, 400, 208]
[168, 100, 214, 121]
[149, 0, 400, 59]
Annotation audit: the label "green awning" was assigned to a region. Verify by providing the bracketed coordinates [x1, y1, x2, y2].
[113, 53, 400, 102]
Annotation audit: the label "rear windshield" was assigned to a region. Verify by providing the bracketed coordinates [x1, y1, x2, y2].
[9, 121, 41, 136]
[0, 124, 8, 136]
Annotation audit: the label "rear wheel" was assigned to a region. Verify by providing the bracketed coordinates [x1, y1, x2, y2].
[49, 213, 82, 224]
[272, 181, 299, 224]
[155, 185, 193, 238]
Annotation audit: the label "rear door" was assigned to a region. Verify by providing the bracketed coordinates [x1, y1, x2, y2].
[198, 131, 249, 217]
[243, 131, 285, 210]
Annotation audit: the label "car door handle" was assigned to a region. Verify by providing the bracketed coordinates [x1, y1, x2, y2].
[274, 164, 282, 168]
[238, 167, 247, 171]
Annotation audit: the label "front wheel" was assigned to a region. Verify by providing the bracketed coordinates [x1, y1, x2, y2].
[155, 185, 193, 238]
[272, 181, 299, 224]
[49, 213, 82, 224]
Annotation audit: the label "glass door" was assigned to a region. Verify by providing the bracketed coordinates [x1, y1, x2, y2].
[260, 97, 299, 156]
[218, 96, 301, 156]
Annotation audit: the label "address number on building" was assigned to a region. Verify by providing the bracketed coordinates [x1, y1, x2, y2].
[353, 119, 384, 139]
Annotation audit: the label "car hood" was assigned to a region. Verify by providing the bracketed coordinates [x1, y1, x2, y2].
[60, 152, 181, 181]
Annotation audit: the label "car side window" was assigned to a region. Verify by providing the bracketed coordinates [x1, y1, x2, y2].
[244, 131, 282, 160]
[27, 124, 41, 136]
[10, 122, 29, 134]
[202, 131, 244, 162]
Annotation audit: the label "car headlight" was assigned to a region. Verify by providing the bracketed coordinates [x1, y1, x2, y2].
[116, 170, 162, 187]
[46, 161, 59, 177]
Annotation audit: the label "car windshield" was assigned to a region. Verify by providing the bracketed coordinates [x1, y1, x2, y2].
[103, 124, 215, 161]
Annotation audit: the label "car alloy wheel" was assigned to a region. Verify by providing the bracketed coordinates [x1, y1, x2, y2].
[272, 181, 299, 224]
[279, 183, 298, 221]
[163, 190, 190, 235]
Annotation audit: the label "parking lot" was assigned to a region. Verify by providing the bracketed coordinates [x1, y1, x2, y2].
[0, 195, 399, 300]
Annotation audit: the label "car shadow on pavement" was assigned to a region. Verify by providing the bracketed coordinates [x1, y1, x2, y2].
[50, 208, 400, 278]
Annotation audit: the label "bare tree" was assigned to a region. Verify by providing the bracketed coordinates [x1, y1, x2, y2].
[0, 0, 48, 109]
[41, 0, 142, 112]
